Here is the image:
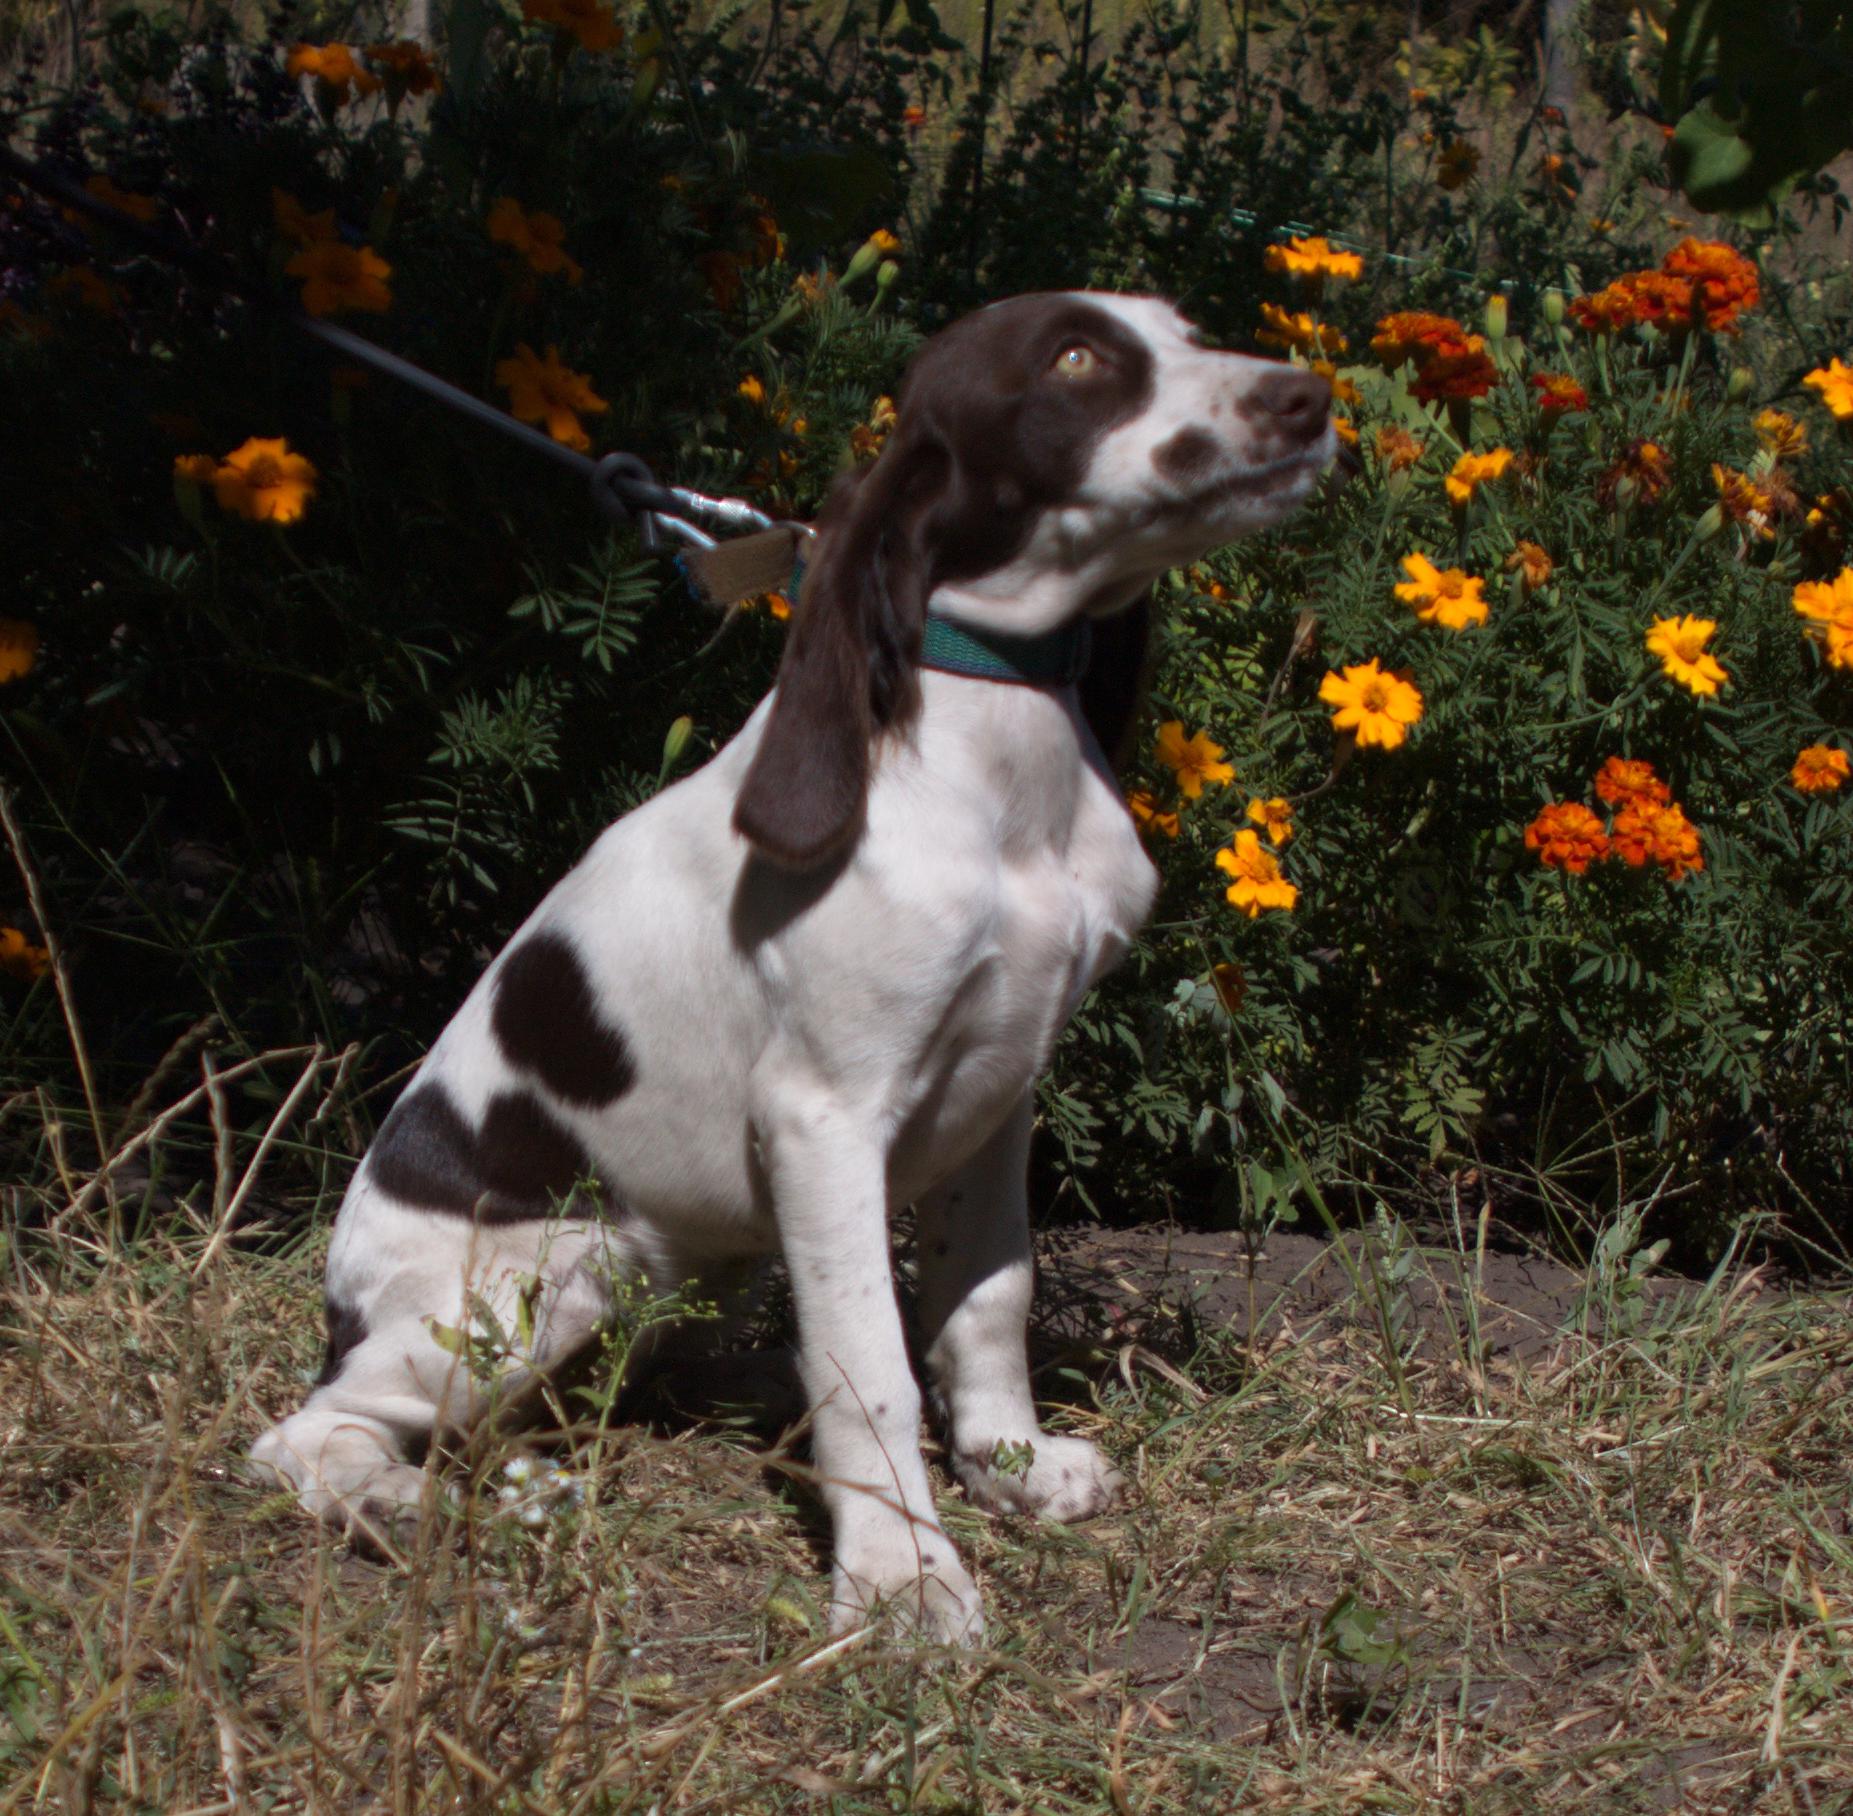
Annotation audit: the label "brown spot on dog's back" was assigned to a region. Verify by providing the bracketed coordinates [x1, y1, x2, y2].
[368, 1081, 597, 1223]
[1151, 425, 1221, 487]
[492, 931, 636, 1106]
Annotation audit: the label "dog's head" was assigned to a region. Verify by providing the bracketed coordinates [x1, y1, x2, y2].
[735, 292, 1333, 869]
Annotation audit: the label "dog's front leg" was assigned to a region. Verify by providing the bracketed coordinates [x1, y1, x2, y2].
[917, 1097, 1125, 1522]
[754, 1075, 983, 1645]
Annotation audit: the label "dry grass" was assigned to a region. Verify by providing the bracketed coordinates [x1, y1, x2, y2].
[4, 1061, 1852, 1815]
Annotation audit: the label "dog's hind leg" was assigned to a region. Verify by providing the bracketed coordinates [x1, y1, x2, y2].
[250, 1204, 616, 1546]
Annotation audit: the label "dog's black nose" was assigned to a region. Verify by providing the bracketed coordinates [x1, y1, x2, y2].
[1253, 368, 1332, 439]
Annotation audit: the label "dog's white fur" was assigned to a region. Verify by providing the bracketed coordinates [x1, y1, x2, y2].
[251, 294, 1331, 1643]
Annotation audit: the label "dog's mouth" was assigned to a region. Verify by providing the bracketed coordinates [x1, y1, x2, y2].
[1185, 438, 1334, 510]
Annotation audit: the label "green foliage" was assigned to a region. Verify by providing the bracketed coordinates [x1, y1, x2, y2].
[2, 1, 1851, 1253]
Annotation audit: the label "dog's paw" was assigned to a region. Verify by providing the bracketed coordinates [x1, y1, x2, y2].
[829, 1538, 984, 1647]
[954, 1433, 1124, 1522]
[250, 1423, 431, 1555]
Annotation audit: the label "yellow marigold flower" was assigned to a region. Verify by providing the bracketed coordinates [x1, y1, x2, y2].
[1332, 415, 1359, 446]
[495, 343, 609, 451]
[522, 0, 623, 52]
[1645, 614, 1728, 696]
[737, 374, 767, 406]
[1793, 569, 1853, 669]
[272, 188, 337, 247]
[1792, 744, 1849, 793]
[366, 39, 441, 104]
[746, 591, 793, 621]
[1374, 425, 1424, 472]
[286, 240, 392, 317]
[1506, 540, 1553, 593]
[0, 926, 51, 981]
[173, 452, 217, 484]
[1263, 234, 1363, 284]
[1436, 139, 1480, 190]
[487, 197, 584, 284]
[1444, 447, 1513, 509]
[868, 228, 902, 257]
[1245, 797, 1294, 846]
[1593, 756, 1670, 809]
[1127, 788, 1181, 840]
[212, 437, 318, 524]
[1309, 359, 1360, 406]
[1154, 722, 1235, 800]
[286, 43, 380, 101]
[1255, 304, 1346, 357]
[1524, 803, 1609, 875]
[1319, 659, 1423, 750]
[83, 175, 156, 223]
[1216, 830, 1298, 917]
[1803, 358, 1853, 422]
[1711, 463, 1776, 539]
[1611, 799, 1704, 880]
[1394, 552, 1488, 630]
[870, 395, 898, 432]
[1754, 409, 1808, 461]
[0, 618, 42, 684]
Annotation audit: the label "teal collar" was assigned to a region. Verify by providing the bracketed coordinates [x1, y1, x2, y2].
[918, 612, 1092, 686]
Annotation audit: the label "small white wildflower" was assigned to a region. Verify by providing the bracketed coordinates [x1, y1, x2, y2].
[518, 1502, 548, 1528]
[503, 1456, 535, 1486]
[497, 1483, 522, 1506]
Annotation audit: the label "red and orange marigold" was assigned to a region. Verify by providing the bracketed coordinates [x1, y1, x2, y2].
[1524, 803, 1609, 875]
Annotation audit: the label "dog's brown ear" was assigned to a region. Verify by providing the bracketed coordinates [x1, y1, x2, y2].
[1077, 596, 1154, 770]
[734, 433, 949, 869]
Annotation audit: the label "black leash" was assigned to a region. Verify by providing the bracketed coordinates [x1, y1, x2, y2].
[0, 143, 775, 552]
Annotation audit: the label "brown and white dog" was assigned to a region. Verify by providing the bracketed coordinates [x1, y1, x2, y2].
[252, 293, 1331, 1643]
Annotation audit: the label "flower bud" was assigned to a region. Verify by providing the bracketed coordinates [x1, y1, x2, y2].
[876, 259, 899, 293]
[1694, 502, 1725, 540]
[843, 235, 886, 283]
[1484, 293, 1508, 341]
[1542, 289, 1565, 327]
[662, 714, 694, 771]
[1727, 365, 1755, 402]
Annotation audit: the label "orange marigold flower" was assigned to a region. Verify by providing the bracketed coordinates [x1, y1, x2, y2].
[1263, 234, 1363, 284]
[83, 175, 156, 223]
[487, 197, 584, 284]
[1645, 614, 1728, 696]
[1394, 552, 1488, 630]
[1371, 312, 1466, 368]
[1374, 425, 1425, 472]
[1505, 540, 1553, 592]
[272, 188, 337, 247]
[1255, 304, 1345, 356]
[495, 343, 609, 451]
[366, 39, 441, 103]
[1246, 797, 1295, 846]
[211, 437, 318, 524]
[902, 104, 926, 131]
[1793, 569, 1853, 669]
[1524, 803, 1610, 875]
[286, 43, 380, 101]
[1436, 139, 1480, 190]
[1310, 359, 1360, 406]
[1597, 439, 1672, 510]
[1791, 745, 1849, 793]
[1530, 372, 1589, 417]
[1661, 238, 1759, 331]
[172, 452, 217, 484]
[1370, 311, 1495, 401]
[1803, 358, 1853, 422]
[1216, 831, 1299, 917]
[1711, 463, 1777, 539]
[286, 240, 392, 317]
[1332, 415, 1359, 446]
[0, 618, 42, 684]
[1318, 659, 1423, 750]
[522, 0, 623, 51]
[0, 926, 51, 981]
[1444, 447, 1513, 509]
[1753, 409, 1808, 461]
[1611, 799, 1704, 880]
[1154, 722, 1235, 799]
[1127, 788, 1181, 840]
[1593, 756, 1671, 809]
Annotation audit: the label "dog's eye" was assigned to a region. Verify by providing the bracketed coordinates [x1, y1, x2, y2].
[1051, 343, 1099, 379]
